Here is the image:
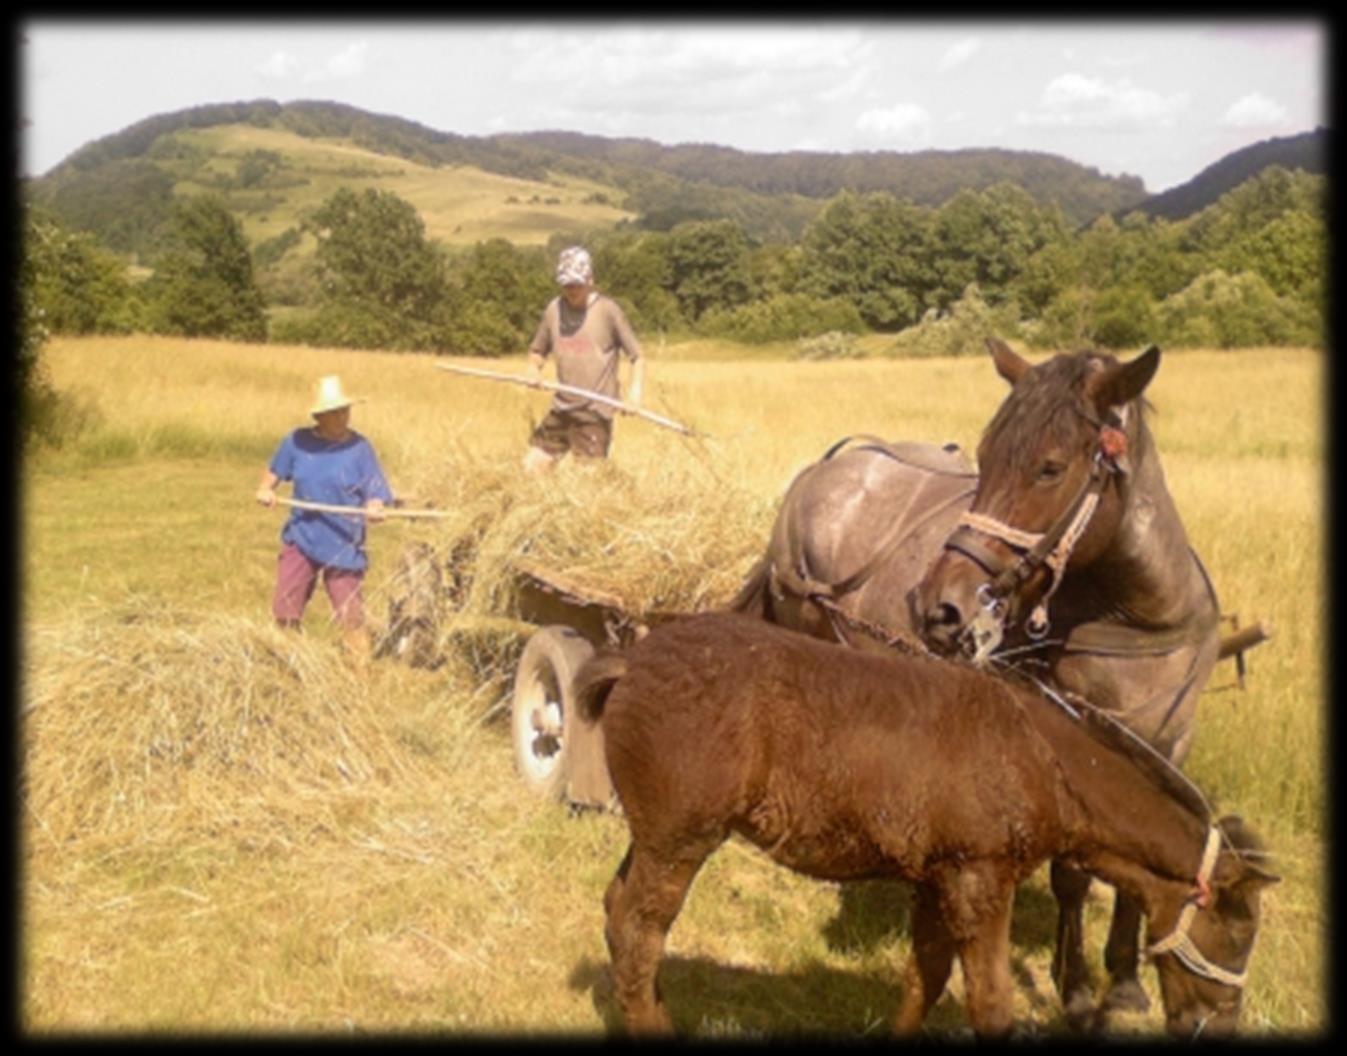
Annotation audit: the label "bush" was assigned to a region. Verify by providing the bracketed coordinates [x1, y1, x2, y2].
[698, 293, 864, 344]
[794, 331, 865, 361]
[1032, 287, 1096, 349]
[887, 284, 1022, 357]
[1155, 269, 1320, 348]
[289, 302, 436, 352]
[1090, 285, 1159, 351]
[1029, 284, 1161, 351]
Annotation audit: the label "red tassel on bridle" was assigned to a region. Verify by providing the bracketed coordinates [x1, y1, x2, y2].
[1099, 426, 1128, 461]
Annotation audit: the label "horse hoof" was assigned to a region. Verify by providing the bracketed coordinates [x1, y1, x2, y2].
[1101, 980, 1151, 1015]
[1062, 991, 1097, 1033]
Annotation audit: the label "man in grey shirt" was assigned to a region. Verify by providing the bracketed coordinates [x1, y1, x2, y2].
[523, 246, 645, 472]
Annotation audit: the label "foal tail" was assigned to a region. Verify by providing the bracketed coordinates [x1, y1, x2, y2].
[574, 650, 629, 723]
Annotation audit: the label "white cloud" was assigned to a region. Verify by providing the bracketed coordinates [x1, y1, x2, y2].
[1100, 50, 1146, 69]
[938, 37, 981, 72]
[257, 51, 300, 79]
[818, 65, 872, 104]
[325, 41, 369, 78]
[505, 26, 873, 119]
[1222, 92, 1289, 128]
[1017, 73, 1189, 128]
[300, 41, 369, 82]
[856, 102, 932, 144]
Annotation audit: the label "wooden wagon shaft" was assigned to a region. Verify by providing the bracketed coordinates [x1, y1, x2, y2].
[432, 362, 702, 437]
[274, 497, 453, 520]
[1217, 621, 1271, 661]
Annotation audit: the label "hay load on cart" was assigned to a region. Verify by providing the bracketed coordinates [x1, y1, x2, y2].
[371, 454, 776, 804]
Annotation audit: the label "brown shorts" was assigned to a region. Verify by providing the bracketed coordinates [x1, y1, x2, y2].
[529, 407, 612, 459]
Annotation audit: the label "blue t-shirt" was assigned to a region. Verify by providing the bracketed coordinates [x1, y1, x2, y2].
[269, 428, 394, 571]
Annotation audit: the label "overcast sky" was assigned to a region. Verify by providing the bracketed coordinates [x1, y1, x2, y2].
[20, 19, 1326, 193]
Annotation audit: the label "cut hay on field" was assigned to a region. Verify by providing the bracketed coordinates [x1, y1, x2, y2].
[22, 605, 447, 857]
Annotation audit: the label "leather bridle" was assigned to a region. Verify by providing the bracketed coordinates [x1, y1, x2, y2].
[943, 408, 1130, 662]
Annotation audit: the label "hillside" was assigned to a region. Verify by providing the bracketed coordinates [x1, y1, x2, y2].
[1122, 127, 1328, 222]
[492, 129, 1148, 226]
[29, 117, 638, 261]
[29, 98, 1150, 257]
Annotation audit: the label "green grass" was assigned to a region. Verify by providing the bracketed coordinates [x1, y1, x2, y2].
[21, 335, 1325, 1036]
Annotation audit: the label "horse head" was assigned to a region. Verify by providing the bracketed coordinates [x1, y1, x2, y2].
[916, 337, 1159, 662]
[1150, 815, 1279, 1038]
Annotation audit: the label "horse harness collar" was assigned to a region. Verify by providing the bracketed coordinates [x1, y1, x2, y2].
[948, 406, 1130, 662]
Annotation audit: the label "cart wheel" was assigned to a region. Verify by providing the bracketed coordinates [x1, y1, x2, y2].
[511, 626, 596, 800]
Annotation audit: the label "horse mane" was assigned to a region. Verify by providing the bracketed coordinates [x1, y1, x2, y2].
[979, 350, 1154, 475]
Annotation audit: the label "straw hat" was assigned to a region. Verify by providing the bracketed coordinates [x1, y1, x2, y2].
[309, 375, 363, 416]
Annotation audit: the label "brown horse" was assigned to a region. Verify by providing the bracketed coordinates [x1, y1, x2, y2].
[576, 613, 1274, 1038]
[732, 338, 1223, 1027]
[913, 339, 1223, 1025]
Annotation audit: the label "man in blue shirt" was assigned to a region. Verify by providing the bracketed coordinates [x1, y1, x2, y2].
[257, 375, 394, 665]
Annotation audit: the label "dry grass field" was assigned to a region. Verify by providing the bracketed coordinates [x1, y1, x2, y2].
[21, 335, 1324, 1037]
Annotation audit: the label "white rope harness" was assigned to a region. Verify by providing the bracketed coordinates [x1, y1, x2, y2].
[957, 512, 1044, 552]
[1145, 826, 1251, 989]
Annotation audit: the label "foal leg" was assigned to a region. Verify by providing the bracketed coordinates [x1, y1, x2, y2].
[893, 883, 956, 1036]
[946, 867, 1017, 1039]
[603, 838, 718, 1035]
[1049, 859, 1096, 1031]
[1099, 890, 1149, 1015]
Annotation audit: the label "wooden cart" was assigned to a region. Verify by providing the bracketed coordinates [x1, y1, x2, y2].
[508, 558, 686, 810]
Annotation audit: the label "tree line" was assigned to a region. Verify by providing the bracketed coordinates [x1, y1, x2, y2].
[22, 162, 1325, 371]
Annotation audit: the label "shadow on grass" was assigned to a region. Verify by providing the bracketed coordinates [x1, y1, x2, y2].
[569, 944, 1071, 1038]
[819, 876, 1060, 956]
[568, 875, 1080, 1037]
[569, 952, 916, 1036]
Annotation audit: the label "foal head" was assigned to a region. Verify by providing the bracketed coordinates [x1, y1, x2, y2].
[917, 337, 1159, 662]
[1150, 815, 1279, 1038]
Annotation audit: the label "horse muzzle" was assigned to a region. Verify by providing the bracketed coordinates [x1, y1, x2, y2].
[918, 525, 1030, 657]
[917, 559, 1011, 663]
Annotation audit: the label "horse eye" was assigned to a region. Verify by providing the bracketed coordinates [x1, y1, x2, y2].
[1038, 461, 1065, 482]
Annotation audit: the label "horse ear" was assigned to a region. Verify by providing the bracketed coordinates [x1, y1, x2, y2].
[1213, 814, 1280, 888]
[986, 337, 1030, 385]
[1088, 344, 1161, 413]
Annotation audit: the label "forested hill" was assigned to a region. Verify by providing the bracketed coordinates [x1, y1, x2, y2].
[43, 98, 1147, 228]
[488, 130, 1148, 223]
[1124, 128, 1328, 222]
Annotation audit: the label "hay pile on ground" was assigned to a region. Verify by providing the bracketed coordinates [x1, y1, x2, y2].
[22, 604, 448, 858]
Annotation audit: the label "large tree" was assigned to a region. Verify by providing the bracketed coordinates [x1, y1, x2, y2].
[305, 187, 447, 349]
[928, 183, 1068, 312]
[440, 238, 553, 356]
[665, 219, 753, 322]
[145, 194, 266, 341]
[797, 191, 931, 330]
